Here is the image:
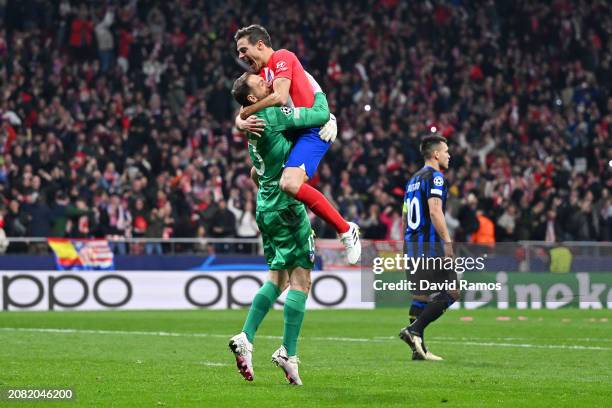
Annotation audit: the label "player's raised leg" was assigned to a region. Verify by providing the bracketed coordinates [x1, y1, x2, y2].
[271, 266, 310, 386]
[280, 131, 361, 264]
[229, 270, 288, 381]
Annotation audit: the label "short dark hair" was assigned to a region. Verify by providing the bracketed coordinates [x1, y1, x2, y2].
[420, 135, 447, 159]
[234, 24, 272, 47]
[231, 72, 253, 107]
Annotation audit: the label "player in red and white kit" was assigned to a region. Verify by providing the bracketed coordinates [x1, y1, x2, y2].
[234, 25, 361, 266]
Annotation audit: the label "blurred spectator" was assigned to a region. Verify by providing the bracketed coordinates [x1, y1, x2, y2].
[131, 197, 148, 238]
[144, 208, 165, 255]
[94, 8, 114, 72]
[4, 199, 28, 239]
[50, 191, 91, 237]
[22, 194, 51, 253]
[68, 4, 93, 61]
[210, 199, 236, 238]
[496, 204, 517, 242]
[228, 194, 258, 253]
[210, 199, 236, 252]
[472, 208, 496, 244]
[457, 193, 479, 241]
[105, 194, 132, 254]
[361, 204, 387, 239]
[379, 205, 402, 241]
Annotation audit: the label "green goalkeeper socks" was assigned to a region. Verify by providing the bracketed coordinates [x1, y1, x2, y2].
[283, 290, 308, 356]
[242, 283, 307, 355]
[242, 280, 281, 343]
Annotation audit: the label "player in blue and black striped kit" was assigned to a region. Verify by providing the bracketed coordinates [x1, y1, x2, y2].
[403, 157, 449, 259]
[399, 135, 460, 361]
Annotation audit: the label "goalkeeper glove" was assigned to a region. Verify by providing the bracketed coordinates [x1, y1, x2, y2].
[319, 113, 337, 143]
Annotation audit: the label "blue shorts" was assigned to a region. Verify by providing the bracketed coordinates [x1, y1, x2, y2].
[285, 127, 330, 179]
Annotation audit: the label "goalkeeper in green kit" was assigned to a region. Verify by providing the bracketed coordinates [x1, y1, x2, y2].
[228, 72, 333, 386]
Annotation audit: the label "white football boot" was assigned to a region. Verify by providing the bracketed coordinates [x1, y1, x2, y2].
[271, 345, 302, 386]
[340, 222, 361, 265]
[412, 348, 444, 361]
[399, 327, 427, 360]
[423, 350, 444, 361]
[400, 327, 443, 361]
[228, 332, 254, 381]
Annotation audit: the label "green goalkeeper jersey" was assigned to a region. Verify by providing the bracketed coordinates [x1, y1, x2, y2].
[248, 92, 330, 212]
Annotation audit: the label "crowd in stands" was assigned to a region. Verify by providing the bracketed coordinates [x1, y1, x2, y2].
[0, 0, 610, 254]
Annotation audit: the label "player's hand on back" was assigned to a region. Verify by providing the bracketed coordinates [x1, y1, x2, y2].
[319, 113, 337, 143]
[237, 115, 265, 137]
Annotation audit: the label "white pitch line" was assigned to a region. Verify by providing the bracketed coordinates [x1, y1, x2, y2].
[0, 328, 385, 343]
[201, 362, 228, 367]
[0, 327, 215, 338]
[432, 336, 612, 343]
[377, 335, 612, 343]
[0, 327, 609, 351]
[426, 340, 611, 351]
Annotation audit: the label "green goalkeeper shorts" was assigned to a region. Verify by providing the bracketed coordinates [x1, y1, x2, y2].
[256, 204, 315, 271]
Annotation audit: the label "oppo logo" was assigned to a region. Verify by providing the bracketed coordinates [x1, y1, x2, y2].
[2, 274, 132, 310]
[1, 273, 348, 310]
[185, 274, 347, 308]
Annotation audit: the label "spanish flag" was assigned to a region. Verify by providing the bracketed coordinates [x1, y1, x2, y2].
[48, 238, 82, 269]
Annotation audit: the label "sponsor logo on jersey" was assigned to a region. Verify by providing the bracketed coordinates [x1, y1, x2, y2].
[275, 60, 288, 73]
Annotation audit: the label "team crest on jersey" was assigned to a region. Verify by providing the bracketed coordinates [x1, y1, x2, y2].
[276, 61, 288, 73]
[433, 176, 444, 187]
[280, 106, 293, 116]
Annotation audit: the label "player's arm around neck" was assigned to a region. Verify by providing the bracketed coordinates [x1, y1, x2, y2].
[240, 77, 291, 120]
[428, 197, 452, 244]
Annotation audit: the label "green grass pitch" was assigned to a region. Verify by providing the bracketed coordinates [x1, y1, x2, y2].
[0, 308, 610, 407]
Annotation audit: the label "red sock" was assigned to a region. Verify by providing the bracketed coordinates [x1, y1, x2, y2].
[295, 184, 350, 234]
